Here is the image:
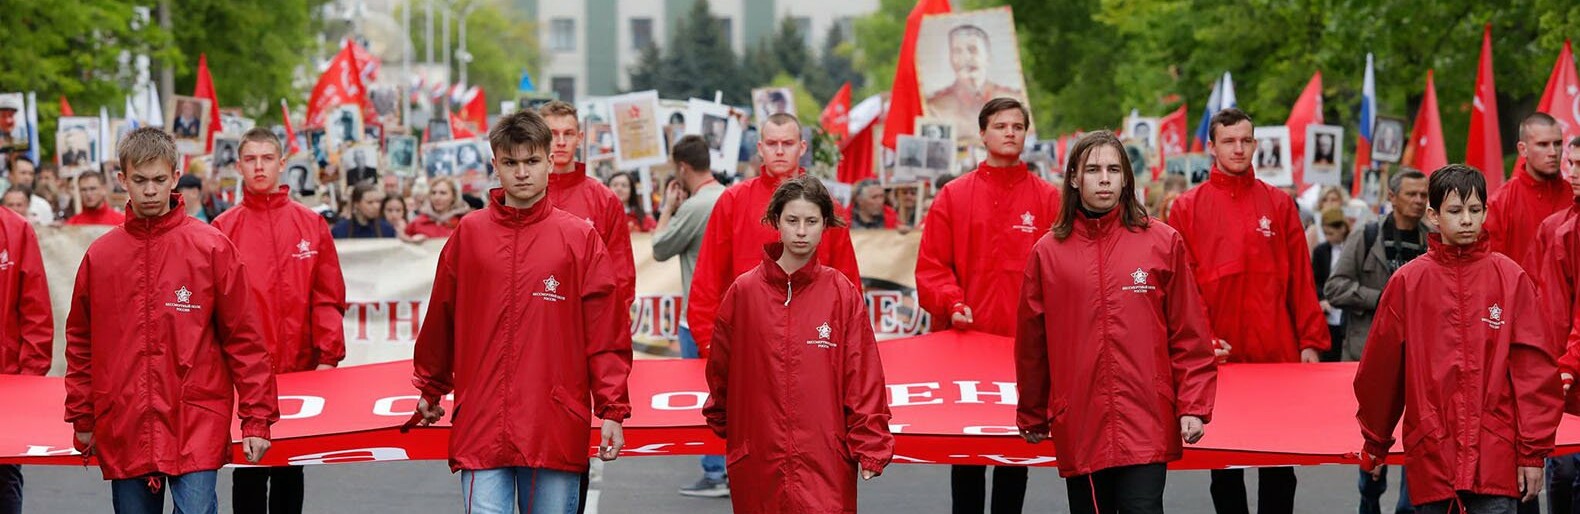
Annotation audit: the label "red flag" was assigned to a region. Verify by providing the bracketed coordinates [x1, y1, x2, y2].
[820, 83, 852, 141]
[193, 53, 223, 152]
[58, 96, 73, 117]
[1466, 24, 1505, 189]
[449, 87, 487, 139]
[281, 99, 300, 155]
[1536, 40, 1580, 176]
[1284, 72, 1323, 191]
[1157, 104, 1188, 180]
[837, 124, 876, 184]
[880, 0, 952, 149]
[1408, 70, 1448, 174]
[348, 39, 381, 83]
[306, 40, 378, 128]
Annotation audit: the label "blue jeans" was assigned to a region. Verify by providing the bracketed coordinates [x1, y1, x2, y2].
[680, 326, 725, 479]
[1358, 466, 1414, 514]
[110, 470, 218, 514]
[460, 467, 579, 514]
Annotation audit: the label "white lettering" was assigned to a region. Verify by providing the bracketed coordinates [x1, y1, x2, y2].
[287, 447, 410, 466]
[963, 425, 1019, 435]
[373, 395, 421, 417]
[23, 445, 79, 457]
[278, 396, 325, 420]
[651, 391, 708, 411]
[954, 381, 1018, 405]
[622, 443, 678, 454]
[981, 455, 1058, 466]
[890, 454, 935, 464]
[887, 423, 909, 434]
[887, 382, 943, 407]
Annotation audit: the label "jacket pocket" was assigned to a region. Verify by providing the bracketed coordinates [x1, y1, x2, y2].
[726, 439, 750, 466]
[550, 386, 592, 424]
[1482, 410, 1516, 445]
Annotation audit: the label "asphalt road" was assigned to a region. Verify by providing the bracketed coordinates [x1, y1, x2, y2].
[21, 457, 1419, 513]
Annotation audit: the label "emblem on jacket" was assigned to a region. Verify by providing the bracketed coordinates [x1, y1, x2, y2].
[1013, 211, 1037, 233]
[1482, 303, 1504, 329]
[0, 249, 11, 271]
[1256, 216, 1275, 238]
[1122, 268, 1157, 294]
[291, 239, 318, 260]
[807, 322, 837, 349]
[534, 275, 566, 302]
[165, 286, 202, 313]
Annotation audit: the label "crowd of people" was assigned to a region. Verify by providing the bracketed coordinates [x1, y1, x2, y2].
[0, 91, 1576, 514]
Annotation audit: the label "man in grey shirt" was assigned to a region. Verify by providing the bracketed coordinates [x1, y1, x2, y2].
[653, 135, 729, 498]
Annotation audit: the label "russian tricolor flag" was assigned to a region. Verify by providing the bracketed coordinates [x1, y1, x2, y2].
[1352, 53, 1375, 198]
[1191, 72, 1236, 152]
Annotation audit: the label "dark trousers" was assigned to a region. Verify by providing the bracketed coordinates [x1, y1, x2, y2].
[1416, 493, 1518, 514]
[1210, 467, 1296, 514]
[232, 466, 304, 514]
[1065, 463, 1167, 514]
[1550, 455, 1580, 514]
[951, 465, 1028, 514]
[0, 465, 20, 514]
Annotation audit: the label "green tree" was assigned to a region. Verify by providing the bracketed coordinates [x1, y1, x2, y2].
[626, 0, 744, 102]
[807, 24, 864, 104]
[769, 17, 811, 80]
[170, 0, 332, 121]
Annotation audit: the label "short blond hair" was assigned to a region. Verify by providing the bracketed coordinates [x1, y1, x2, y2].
[240, 127, 284, 157]
[536, 101, 577, 121]
[118, 127, 178, 176]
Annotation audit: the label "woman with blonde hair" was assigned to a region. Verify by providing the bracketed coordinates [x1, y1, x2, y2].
[1307, 185, 1350, 248]
[405, 176, 469, 240]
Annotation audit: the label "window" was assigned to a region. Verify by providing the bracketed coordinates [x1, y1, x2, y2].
[550, 18, 576, 52]
[630, 17, 654, 50]
[716, 17, 733, 48]
[835, 16, 855, 42]
[792, 16, 813, 49]
[552, 77, 575, 103]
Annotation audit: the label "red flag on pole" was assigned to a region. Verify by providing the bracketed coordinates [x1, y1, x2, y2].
[1466, 24, 1505, 189]
[839, 94, 886, 184]
[1157, 104, 1189, 180]
[58, 96, 73, 117]
[193, 53, 223, 152]
[449, 87, 487, 139]
[306, 39, 377, 128]
[1284, 72, 1323, 192]
[1536, 40, 1580, 176]
[820, 83, 852, 141]
[1408, 70, 1448, 174]
[880, 0, 952, 149]
[280, 99, 300, 155]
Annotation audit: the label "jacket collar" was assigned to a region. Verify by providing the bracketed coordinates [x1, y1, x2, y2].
[976, 161, 1029, 187]
[1076, 205, 1122, 239]
[756, 167, 806, 189]
[1207, 165, 1257, 190]
[78, 201, 115, 217]
[1426, 232, 1489, 264]
[124, 196, 189, 239]
[759, 242, 821, 290]
[1512, 161, 1565, 191]
[549, 162, 588, 189]
[241, 185, 293, 210]
[487, 188, 553, 227]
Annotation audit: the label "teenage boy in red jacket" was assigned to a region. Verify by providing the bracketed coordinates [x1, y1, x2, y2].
[1355, 164, 1562, 513]
[0, 169, 51, 514]
[410, 110, 631, 513]
[64, 127, 279, 514]
[213, 127, 347, 514]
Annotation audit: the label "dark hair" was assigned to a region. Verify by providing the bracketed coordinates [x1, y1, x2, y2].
[608, 171, 647, 223]
[1052, 130, 1150, 240]
[5, 185, 32, 198]
[948, 24, 990, 50]
[488, 110, 553, 158]
[1208, 108, 1253, 143]
[1388, 167, 1426, 193]
[381, 194, 408, 221]
[761, 174, 848, 229]
[1571, 135, 1580, 149]
[1427, 164, 1488, 211]
[671, 134, 710, 172]
[1519, 112, 1560, 142]
[10, 155, 33, 168]
[764, 112, 802, 135]
[978, 97, 1029, 132]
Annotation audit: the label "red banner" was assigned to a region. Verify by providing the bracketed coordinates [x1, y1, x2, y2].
[8, 331, 1580, 470]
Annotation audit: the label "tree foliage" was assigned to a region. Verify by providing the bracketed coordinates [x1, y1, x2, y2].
[403, 0, 539, 114]
[629, 0, 745, 103]
[170, 0, 332, 120]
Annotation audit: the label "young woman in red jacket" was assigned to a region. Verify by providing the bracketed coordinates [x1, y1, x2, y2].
[703, 175, 894, 513]
[1355, 165, 1562, 513]
[1016, 131, 1217, 514]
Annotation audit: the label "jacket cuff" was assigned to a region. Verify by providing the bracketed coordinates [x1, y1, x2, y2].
[1181, 411, 1212, 425]
[241, 419, 272, 440]
[1519, 454, 1548, 468]
[72, 419, 94, 433]
[1362, 439, 1392, 460]
[859, 456, 887, 474]
[597, 404, 631, 422]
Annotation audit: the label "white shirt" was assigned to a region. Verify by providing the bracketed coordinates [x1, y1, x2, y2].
[28, 195, 54, 225]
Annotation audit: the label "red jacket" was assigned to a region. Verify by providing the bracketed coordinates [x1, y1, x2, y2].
[63, 199, 279, 480]
[703, 244, 892, 512]
[916, 162, 1060, 336]
[65, 204, 125, 226]
[213, 186, 347, 372]
[405, 211, 464, 238]
[1486, 165, 1570, 273]
[0, 207, 51, 376]
[412, 189, 632, 473]
[1354, 235, 1561, 505]
[1166, 168, 1330, 362]
[687, 170, 862, 356]
[1015, 211, 1216, 477]
[548, 163, 636, 310]
[1528, 202, 1580, 376]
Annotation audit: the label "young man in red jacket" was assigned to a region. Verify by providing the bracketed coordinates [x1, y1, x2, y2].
[1167, 108, 1329, 513]
[917, 97, 1059, 514]
[64, 127, 279, 514]
[687, 113, 861, 357]
[1356, 164, 1562, 513]
[1017, 131, 1215, 513]
[0, 184, 52, 514]
[1530, 138, 1580, 514]
[1487, 113, 1569, 274]
[64, 171, 125, 226]
[410, 110, 631, 514]
[212, 127, 347, 514]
